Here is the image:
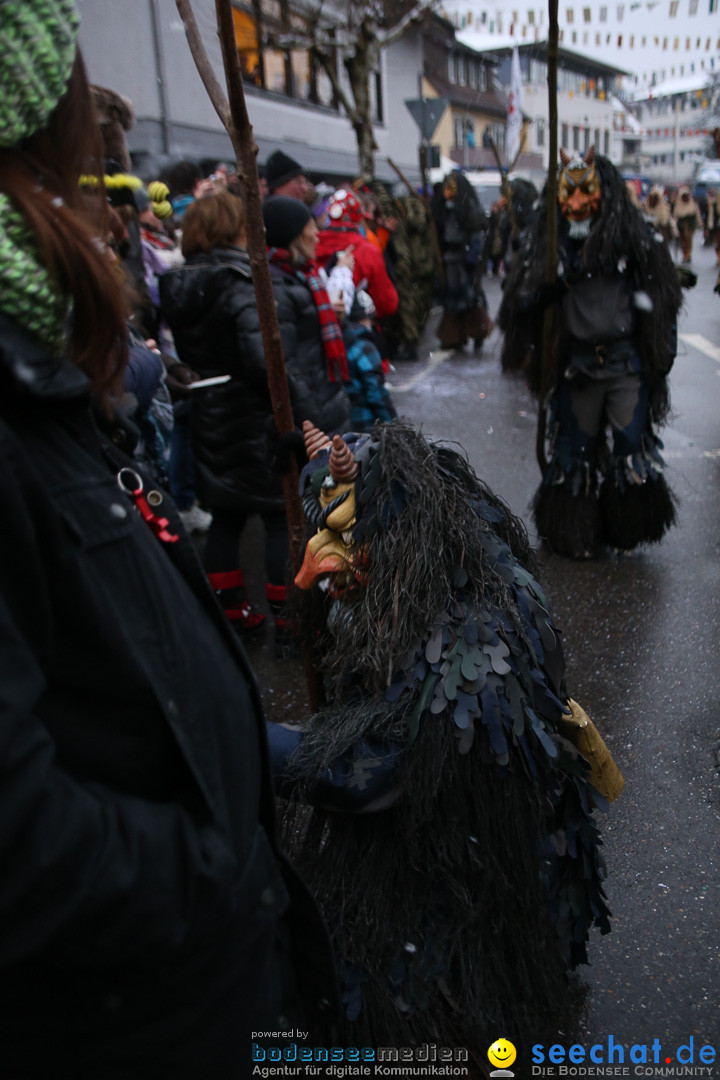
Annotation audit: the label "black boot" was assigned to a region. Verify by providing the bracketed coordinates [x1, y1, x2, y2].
[266, 582, 297, 659]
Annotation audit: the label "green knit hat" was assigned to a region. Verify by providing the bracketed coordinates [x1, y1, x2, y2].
[0, 0, 80, 148]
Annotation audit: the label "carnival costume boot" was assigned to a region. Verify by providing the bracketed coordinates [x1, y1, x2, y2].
[265, 582, 296, 659]
[207, 569, 265, 632]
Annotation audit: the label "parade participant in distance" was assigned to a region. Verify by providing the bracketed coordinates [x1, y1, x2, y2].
[499, 147, 681, 559]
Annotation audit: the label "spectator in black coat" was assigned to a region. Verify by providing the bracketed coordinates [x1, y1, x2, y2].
[262, 195, 351, 440]
[0, 13, 337, 1075]
[160, 192, 305, 645]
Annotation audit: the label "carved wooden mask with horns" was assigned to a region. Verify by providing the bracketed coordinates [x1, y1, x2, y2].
[558, 146, 601, 223]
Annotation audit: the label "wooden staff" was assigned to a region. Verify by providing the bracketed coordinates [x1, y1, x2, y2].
[176, 0, 323, 708]
[175, 0, 304, 566]
[488, 137, 521, 243]
[536, 0, 559, 474]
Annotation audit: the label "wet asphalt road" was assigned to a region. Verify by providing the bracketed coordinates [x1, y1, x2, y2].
[238, 240, 720, 1056]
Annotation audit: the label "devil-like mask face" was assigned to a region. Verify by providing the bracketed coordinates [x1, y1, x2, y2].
[558, 147, 601, 234]
[295, 425, 367, 597]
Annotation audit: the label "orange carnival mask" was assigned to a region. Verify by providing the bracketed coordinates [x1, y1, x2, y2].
[558, 146, 601, 239]
[295, 423, 368, 598]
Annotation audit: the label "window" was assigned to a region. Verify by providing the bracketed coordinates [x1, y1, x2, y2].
[536, 117, 546, 145]
[246, 1, 342, 109]
[599, 4, 607, 18]
[528, 8, 535, 22]
[617, 4, 624, 19]
[669, 0, 679, 13]
[584, 126, 590, 150]
[583, 6, 592, 19]
[604, 129, 610, 153]
[566, 7, 574, 21]
[458, 56, 467, 86]
[594, 126, 600, 146]
[562, 121, 570, 145]
[573, 124, 581, 149]
[448, 55, 456, 83]
[469, 62, 478, 89]
[453, 117, 464, 147]
[233, 7, 262, 86]
[371, 68, 383, 124]
[689, 0, 698, 10]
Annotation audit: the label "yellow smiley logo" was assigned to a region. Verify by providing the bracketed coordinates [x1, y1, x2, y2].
[488, 1039, 517, 1069]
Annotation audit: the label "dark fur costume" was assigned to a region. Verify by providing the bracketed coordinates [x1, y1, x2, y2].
[281, 421, 611, 1061]
[431, 174, 493, 349]
[498, 155, 682, 557]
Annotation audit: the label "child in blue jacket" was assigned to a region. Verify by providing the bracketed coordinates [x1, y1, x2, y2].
[341, 290, 398, 432]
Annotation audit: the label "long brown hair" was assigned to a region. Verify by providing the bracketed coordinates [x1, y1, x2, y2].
[0, 50, 127, 397]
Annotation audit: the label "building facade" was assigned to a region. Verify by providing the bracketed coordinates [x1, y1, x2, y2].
[631, 74, 716, 183]
[420, 12, 509, 171]
[76, 0, 426, 185]
[458, 37, 629, 173]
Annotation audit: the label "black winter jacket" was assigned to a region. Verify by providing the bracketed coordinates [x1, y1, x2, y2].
[0, 315, 336, 1077]
[160, 247, 292, 513]
[268, 260, 350, 438]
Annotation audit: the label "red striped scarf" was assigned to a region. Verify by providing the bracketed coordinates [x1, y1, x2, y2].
[268, 248, 348, 382]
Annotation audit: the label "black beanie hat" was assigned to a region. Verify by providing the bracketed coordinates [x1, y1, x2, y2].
[266, 149, 304, 191]
[263, 196, 313, 248]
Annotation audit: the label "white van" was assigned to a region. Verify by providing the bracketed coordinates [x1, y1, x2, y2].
[463, 170, 505, 213]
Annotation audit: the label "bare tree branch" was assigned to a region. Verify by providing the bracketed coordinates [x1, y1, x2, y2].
[174, 0, 231, 131]
[378, 0, 437, 48]
[266, 0, 439, 175]
[310, 45, 358, 120]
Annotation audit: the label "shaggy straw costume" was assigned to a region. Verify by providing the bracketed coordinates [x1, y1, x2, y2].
[499, 152, 682, 558]
[276, 421, 612, 1062]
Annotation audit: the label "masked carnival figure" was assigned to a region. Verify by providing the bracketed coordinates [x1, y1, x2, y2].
[499, 148, 682, 560]
[431, 171, 493, 351]
[268, 419, 622, 1064]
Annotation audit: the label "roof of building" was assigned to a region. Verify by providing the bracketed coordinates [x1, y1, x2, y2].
[629, 71, 712, 102]
[455, 31, 632, 79]
[609, 93, 646, 134]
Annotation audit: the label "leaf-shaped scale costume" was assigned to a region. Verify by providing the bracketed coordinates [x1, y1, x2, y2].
[271, 420, 612, 1057]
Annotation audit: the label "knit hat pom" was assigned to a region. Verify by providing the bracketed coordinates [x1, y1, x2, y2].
[0, 0, 80, 148]
[262, 195, 312, 249]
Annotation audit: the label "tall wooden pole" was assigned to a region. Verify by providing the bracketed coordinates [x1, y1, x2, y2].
[175, 0, 304, 567]
[536, 0, 559, 474]
[214, 0, 305, 563]
[176, 0, 323, 709]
